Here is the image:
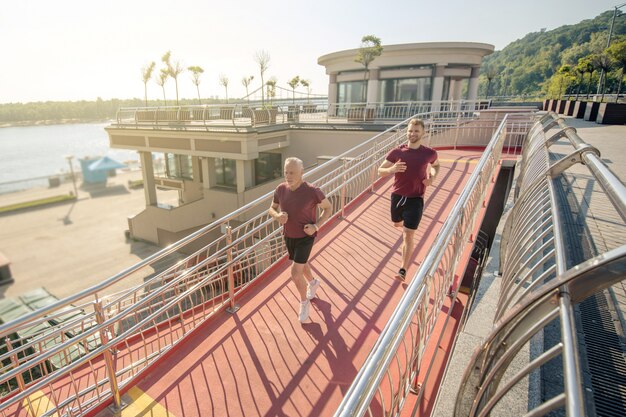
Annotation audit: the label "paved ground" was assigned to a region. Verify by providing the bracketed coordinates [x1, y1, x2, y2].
[0, 170, 180, 300]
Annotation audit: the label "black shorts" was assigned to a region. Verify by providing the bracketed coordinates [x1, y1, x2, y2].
[390, 193, 424, 230]
[284, 236, 315, 264]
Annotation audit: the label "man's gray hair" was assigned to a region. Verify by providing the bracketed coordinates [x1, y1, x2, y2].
[284, 157, 304, 170]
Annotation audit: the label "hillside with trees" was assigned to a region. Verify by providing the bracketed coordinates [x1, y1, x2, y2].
[480, 9, 626, 98]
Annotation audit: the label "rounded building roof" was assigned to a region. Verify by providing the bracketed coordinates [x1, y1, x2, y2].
[317, 41, 495, 74]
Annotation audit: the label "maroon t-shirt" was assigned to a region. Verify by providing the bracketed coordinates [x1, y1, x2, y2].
[273, 182, 325, 238]
[385, 144, 438, 197]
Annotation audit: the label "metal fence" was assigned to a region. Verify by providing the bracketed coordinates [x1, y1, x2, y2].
[0, 107, 531, 417]
[454, 112, 626, 416]
[112, 100, 492, 130]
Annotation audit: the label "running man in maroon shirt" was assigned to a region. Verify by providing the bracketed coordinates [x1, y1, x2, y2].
[378, 118, 440, 280]
[269, 157, 332, 322]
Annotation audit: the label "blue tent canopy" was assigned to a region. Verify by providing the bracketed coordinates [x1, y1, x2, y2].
[88, 156, 127, 172]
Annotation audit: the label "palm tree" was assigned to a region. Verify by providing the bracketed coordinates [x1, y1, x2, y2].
[219, 74, 230, 103]
[156, 69, 169, 106]
[354, 35, 383, 103]
[608, 40, 626, 102]
[266, 78, 277, 106]
[162, 51, 183, 105]
[287, 76, 300, 104]
[484, 66, 498, 98]
[141, 62, 156, 107]
[300, 79, 312, 103]
[578, 56, 596, 99]
[593, 54, 613, 101]
[188, 66, 204, 105]
[254, 50, 271, 105]
[241, 75, 254, 102]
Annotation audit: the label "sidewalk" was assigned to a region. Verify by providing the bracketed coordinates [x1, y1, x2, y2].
[0, 169, 178, 300]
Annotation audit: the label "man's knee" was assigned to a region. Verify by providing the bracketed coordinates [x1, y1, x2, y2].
[291, 262, 305, 276]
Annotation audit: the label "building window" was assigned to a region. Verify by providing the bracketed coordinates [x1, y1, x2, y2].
[215, 157, 236, 188]
[163, 153, 193, 180]
[254, 153, 282, 186]
[337, 81, 366, 103]
[379, 78, 432, 102]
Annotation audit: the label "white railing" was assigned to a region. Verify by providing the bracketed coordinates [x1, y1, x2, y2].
[113, 100, 492, 130]
[0, 108, 530, 417]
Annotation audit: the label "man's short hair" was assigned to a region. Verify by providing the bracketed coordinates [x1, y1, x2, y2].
[408, 118, 425, 129]
[284, 157, 304, 170]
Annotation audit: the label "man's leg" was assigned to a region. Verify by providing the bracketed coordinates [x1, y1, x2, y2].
[291, 262, 308, 301]
[401, 228, 415, 271]
[303, 263, 314, 282]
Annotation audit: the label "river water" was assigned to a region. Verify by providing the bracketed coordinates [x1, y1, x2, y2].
[0, 122, 139, 193]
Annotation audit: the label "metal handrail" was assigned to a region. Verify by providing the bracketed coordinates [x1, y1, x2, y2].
[0, 104, 532, 417]
[112, 100, 493, 129]
[334, 116, 511, 416]
[455, 112, 626, 416]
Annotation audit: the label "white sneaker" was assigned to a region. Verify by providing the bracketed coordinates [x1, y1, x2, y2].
[298, 300, 310, 322]
[306, 278, 321, 300]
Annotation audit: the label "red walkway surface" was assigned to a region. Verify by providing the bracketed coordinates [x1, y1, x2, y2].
[8, 149, 500, 417]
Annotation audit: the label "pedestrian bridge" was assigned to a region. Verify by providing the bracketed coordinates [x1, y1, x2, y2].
[1, 109, 625, 417]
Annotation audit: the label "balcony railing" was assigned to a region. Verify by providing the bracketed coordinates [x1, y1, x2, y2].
[112, 100, 492, 131]
[0, 107, 529, 417]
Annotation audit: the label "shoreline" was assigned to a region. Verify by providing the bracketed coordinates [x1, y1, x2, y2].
[0, 118, 113, 128]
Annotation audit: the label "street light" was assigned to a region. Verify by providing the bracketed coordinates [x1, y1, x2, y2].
[64, 155, 78, 197]
[598, 3, 626, 96]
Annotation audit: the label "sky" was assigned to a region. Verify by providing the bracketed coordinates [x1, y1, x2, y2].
[0, 0, 620, 104]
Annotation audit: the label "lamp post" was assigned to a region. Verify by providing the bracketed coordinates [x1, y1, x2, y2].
[598, 3, 626, 96]
[65, 155, 78, 197]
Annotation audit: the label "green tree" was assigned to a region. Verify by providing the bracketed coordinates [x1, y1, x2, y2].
[188, 66, 204, 105]
[300, 79, 312, 103]
[266, 77, 277, 106]
[219, 74, 230, 103]
[287, 76, 300, 103]
[254, 50, 271, 105]
[575, 57, 594, 99]
[141, 62, 156, 107]
[607, 40, 626, 102]
[593, 53, 613, 101]
[156, 69, 169, 106]
[484, 66, 498, 98]
[241, 75, 254, 102]
[355, 35, 383, 103]
[162, 51, 183, 105]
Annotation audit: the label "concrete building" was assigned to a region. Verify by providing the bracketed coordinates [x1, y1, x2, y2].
[317, 42, 494, 105]
[105, 42, 493, 249]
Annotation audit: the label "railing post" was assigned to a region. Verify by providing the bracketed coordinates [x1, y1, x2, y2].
[370, 143, 378, 193]
[340, 159, 348, 219]
[6, 338, 36, 417]
[225, 225, 240, 314]
[94, 300, 125, 413]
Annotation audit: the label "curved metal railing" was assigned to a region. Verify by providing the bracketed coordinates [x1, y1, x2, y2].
[455, 112, 626, 416]
[0, 106, 531, 417]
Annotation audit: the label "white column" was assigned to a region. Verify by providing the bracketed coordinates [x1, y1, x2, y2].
[236, 159, 245, 194]
[467, 66, 481, 101]
[431, 65, 446, 112]
[328, 73, 338, 106]
[452, 78, 463, 100]
[366, 68, 380, 104]
[201, 157, 211, 189]
[139, 151, 157, 206]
